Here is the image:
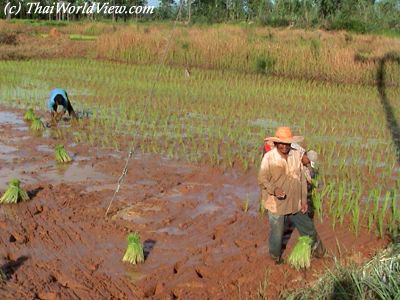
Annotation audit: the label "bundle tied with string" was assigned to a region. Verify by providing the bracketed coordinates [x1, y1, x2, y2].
[31, 117, 45, 131]
[24, 108, 35, 121]
[288, 235, 313, 270]
[0, 178, 30, 204]
[122, 233, 144, 265]
[54, 144, 72, 163]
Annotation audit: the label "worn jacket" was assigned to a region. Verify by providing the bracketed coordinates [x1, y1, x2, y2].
[258, 147, 307, 215]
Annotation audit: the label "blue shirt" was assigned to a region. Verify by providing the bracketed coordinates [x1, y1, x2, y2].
[47, 88, 69, 111]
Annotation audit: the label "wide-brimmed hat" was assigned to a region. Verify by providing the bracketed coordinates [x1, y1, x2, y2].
[264, 127, 304, 144]
[307, 150, 318, 163]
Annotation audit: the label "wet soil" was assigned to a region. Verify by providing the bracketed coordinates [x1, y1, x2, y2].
[0, 107, 388, 299]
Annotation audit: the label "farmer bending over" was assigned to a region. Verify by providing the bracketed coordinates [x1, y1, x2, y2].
[258, 127, 324, 264]
[48, 88, 76, 122]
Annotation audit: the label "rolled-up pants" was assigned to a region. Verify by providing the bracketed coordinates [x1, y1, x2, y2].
[268, 211, 318, 259]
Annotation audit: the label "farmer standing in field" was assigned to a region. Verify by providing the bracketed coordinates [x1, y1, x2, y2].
[47, 88, 76, 122]
[258, 127, 324, 264]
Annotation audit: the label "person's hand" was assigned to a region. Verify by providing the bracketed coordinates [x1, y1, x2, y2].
[55, 111, 64, 122]
[301, 202, 308, 214]
[274, 187, 286, 199]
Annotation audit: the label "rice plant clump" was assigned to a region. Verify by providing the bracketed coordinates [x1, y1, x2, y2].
[288, 236, 313, 270]
[286, 244, 400, 299]
[122, 233, 144, 265]
[0, 178, 30, 204]
[30, 117, 45, 131]
[24, 108, 35, 121]
[54, 144, 72, 163]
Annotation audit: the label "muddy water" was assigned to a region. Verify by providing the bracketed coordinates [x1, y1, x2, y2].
[0, 107, 389, 299]
[0, 111, 25, 125]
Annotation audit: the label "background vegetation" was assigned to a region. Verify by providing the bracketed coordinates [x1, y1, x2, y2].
[0, 8, 399, 297]
[1, 0, 400, 35]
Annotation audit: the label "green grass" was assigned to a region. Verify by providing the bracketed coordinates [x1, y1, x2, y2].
[284, 244, 400, 300]
[69, 34, 97, 41]
[37, 33, 97, 40]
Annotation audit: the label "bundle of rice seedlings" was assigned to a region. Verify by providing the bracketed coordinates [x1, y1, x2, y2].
[24, 108, 35, 121]
[122, 233, 144, 265]
[31, 117, 45, 131]
[54, 144, 72, 163]
[0, 178, 30, 204]
[288, 236, 313, 270]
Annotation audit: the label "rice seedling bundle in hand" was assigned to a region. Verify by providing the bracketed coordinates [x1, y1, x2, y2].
[54, 144, 72, 163]
[31, 117, 45, 131]
[288, 236, 313, 270]
[0, 178, 30, 204]
[122, 233, 144, 265]
[24, 108, 35, 121]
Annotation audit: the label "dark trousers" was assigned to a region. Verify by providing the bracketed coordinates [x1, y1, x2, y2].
[268, 211, 318, 259]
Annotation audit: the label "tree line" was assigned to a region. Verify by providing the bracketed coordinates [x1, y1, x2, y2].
[1, 0, 399, 34]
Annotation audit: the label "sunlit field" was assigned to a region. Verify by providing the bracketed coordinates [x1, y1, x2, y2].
[0, 20, 399, 298]
[0, 55, 399, 238]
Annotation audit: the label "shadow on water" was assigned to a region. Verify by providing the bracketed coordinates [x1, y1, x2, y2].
[1, 256, 29, 280]
[376, 52, 400, 163]
[28, 186, 44, 200]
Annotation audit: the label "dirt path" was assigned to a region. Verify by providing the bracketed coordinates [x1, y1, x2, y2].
[0, 108, 388, 299]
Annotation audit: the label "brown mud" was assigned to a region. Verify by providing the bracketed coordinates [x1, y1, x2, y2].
[0, 107, 388, 299]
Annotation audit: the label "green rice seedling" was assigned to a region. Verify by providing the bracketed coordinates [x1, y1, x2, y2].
[54, 144, 72, 163]
[330, 182, 346, 229]
[0, 55, 399, 239]
[0, 178, 30, 204]
[377, 191, 391, 238]
[337, 182, 346, 224]
[286, 244, 400, 299]
[259, 198, 266, 217]
[364, 189, 374, 220]
[368, 188, 381, 232]
[122, 232, 144, 265]
[389, 189, 399, 240]
[311, 184, 323, 222]
[288, 236, 313, 270]
[24, 108, 35, 121]
[350, 181, 362, 235]
[30, 117, 45, 131]
[328, 182, 337, 215]
[257, 270, 270, 299]
[242, 196, 249, 213]
[352, 201, 360, 236]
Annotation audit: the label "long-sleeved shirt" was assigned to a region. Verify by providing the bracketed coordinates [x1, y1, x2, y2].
[258, 147, 307, 215]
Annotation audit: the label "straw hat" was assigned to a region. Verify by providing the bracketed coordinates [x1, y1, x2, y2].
[307, 150, 318, 163]
[264, 127, 304, 144]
